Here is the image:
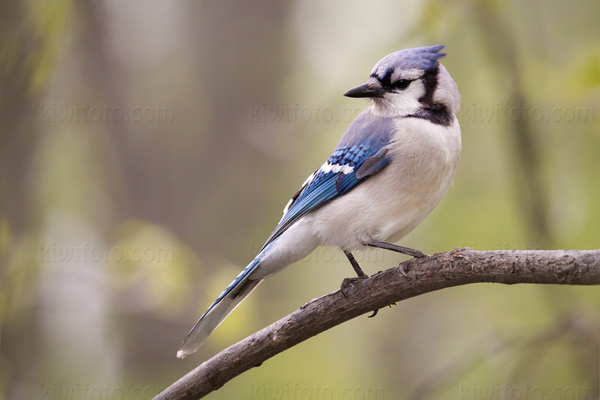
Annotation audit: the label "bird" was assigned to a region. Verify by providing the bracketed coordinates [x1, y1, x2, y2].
[177, 45, 461, 358]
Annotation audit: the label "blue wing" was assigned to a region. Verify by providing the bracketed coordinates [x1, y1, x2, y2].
[262, 110, 397, 250]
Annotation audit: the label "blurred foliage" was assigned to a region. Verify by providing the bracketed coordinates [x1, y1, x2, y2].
[27, 0, 72, 91]
[1, 0, 599, 399]
[108, 220, 193, 314]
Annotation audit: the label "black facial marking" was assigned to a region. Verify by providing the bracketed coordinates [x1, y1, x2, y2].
[418, 66, 439, 107]
[408, 105, 452, 126]
[380, 68, 393, 88]
[407, 66, 453, 126]
[372, 68, 414, 92]
[374, 64, 453, 125]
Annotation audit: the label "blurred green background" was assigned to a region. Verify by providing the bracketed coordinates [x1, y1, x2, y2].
[1, 0, 599, 399]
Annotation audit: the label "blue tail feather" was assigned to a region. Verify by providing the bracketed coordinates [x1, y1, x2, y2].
[177, 248, 269, 358]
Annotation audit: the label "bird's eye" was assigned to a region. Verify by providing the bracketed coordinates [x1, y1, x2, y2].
[394, 79, 411, 90]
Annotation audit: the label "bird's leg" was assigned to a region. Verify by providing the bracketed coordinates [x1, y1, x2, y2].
[340, 251, 379, 317]
[345, 250, 368, 278]
[340, 251, 368, 296]
[366, 240, 428, 278]
[366, 240, 429, 258]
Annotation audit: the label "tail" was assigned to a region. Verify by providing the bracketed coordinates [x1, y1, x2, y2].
[177, 257, 263, 358]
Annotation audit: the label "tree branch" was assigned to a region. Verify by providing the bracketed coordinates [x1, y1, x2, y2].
[154, 248, 600, 400]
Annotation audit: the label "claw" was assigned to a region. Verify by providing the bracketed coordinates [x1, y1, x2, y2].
[399, 265, 409, 278]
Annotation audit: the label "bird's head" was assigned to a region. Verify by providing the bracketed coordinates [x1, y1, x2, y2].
[344, 45, 460, 119]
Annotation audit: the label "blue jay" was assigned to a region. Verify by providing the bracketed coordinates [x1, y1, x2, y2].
[177, 45, 461, 358]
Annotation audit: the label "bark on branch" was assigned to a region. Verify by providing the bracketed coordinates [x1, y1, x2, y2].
[154, 248, 600, 400]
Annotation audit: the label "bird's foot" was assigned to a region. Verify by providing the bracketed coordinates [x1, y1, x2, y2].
[340, 276, 368, 298]
[341, 250, 380, 316]
[340, 276, 381, 318]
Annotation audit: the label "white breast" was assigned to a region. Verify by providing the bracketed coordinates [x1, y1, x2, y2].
[308, 116, 461, 251]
